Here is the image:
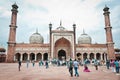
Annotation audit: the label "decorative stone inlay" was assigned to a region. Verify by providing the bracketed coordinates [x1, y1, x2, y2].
[15, 47, 49, 51]
[53, 33, 73, 43]
[76, 48, 107, 52]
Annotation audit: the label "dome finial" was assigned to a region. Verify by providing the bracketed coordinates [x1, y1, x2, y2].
[83, 29, 85, 34]
[60, 20, 62, 27]
[36, 28, 38, 33]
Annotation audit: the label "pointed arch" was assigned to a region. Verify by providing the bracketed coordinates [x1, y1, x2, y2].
[77, 53, 82, 60]
[37, 53, 42, 61]
[43, 53, 48, 60]
[30, 53, 35, 61]
[23, 53, 28, 61]
[96, 53, 101, 60]
[83, 53, 88, 60]
[58, 49, 66, 60]
[15, 53, 21, 61]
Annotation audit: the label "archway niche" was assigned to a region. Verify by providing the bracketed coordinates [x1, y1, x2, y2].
[77, 53, 81, 60]
[96, 53, 101, 60]
[43, 53, 48, 61]
[37, 53, 42, 61]
[90, 53, 94, 60]
[54, 37, 71, 59]
[23, 53, 28, 61]
[15, 53, 21, 61]
[58, 49, 66, 60]
[30, 53, 35, 61]
[83, 53, 88, 60]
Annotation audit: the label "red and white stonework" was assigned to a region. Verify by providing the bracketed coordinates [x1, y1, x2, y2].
[6, 3, 116, 62]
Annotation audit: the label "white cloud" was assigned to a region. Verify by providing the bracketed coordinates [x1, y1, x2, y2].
[0, 0, 120, 48]
[0, 7, 11, 18]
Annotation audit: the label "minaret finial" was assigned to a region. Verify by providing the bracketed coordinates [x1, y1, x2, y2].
[60, 20, 62, 27]
[105, 4, 107, 7]
[14, 2, 16, 5]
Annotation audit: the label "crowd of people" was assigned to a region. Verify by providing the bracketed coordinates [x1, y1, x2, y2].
[18, 58, 120, 77]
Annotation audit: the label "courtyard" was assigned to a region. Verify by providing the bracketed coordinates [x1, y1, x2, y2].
[0, 63, 120, 80]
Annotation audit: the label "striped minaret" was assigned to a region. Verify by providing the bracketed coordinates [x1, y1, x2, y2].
[103, 6, 115, 60]
[7, 3, 18, 62]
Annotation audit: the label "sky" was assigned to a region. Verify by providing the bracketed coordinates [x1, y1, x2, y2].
[0, 0, 120, 50]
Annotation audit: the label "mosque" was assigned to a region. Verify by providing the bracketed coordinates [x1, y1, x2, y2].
[6, 3, 116, 62]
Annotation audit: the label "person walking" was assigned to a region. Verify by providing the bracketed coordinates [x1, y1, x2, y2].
[114, 60, 119, 73]
[94, 59, 98, 70]
[68, 58, 73, 77]
[106, 60, 110, 69]
[39, 60, 41, 67]
[119, 60, 120, 72]
[45, 60, 49, 69]
[73, 59, 79, 77]
[110, 59, 115, 72]
[18, 60, 21, 71]
[32, 60, 35, 67]
[26, 60, 29, 68]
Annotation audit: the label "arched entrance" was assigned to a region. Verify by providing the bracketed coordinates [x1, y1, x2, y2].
[43, 53, 48, 60]
[15, 53, 21, 61]
[54, 37, 71, 59]
[58, 49, 66, 60]
[83, 53, 87, 60]
[37, 53, 42, 61]
[30, 53, 35, 61]
[23, 53, 28, 61]
[77, 53, 82, 60]
[96, 53, 101, 60]
[90, 53, 94, 60]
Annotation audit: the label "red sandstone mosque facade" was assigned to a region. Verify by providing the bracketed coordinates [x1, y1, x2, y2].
[6, 3, 116, 62]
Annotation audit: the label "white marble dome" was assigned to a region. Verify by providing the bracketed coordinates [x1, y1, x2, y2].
[78, 31, 92, 44]
[29, 30, 44, 44]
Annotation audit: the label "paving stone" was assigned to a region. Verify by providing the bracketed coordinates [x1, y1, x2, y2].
[0, 63, 119, 80]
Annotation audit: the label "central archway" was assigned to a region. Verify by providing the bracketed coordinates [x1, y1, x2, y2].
[54, 37, 71, 59]
[58, 49, 66, 60]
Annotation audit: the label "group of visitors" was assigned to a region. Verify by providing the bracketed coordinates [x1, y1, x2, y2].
[68, 59, 79, 77]
[18, 60, 49, 71]
[18, 58, 120, 76]
[68, 58, 92, 77]
[106, 59, 120, 73]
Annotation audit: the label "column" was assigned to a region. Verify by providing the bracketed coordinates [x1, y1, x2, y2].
[94, 53, 96, 60]
[81, 54, 83, 63]
[104, 54, 107, 62]
[35, 54, 37, 61]
[100, 54, 103, 60]
[87, 54, 89, 59]
[14, 55, 16, 61]
[28, 54, 30, 61]
[20, 54, 23, 61]
[42, 54, 43, 60]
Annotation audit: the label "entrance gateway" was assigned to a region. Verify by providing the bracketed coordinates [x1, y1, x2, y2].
[50, 23, 76, 60]
[58, 49, 66, 60]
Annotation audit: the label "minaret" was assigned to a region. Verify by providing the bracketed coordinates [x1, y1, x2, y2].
[6, 3, 18, 62]
[103, 6, 115, 60]
[49, 23, 52, 59]
[73, 24, 76, 59]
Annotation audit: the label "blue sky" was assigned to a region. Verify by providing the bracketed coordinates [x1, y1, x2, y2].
[0, 0, 120, 49]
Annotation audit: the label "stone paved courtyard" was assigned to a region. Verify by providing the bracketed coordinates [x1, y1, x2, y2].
[0, 63, 120, 80]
